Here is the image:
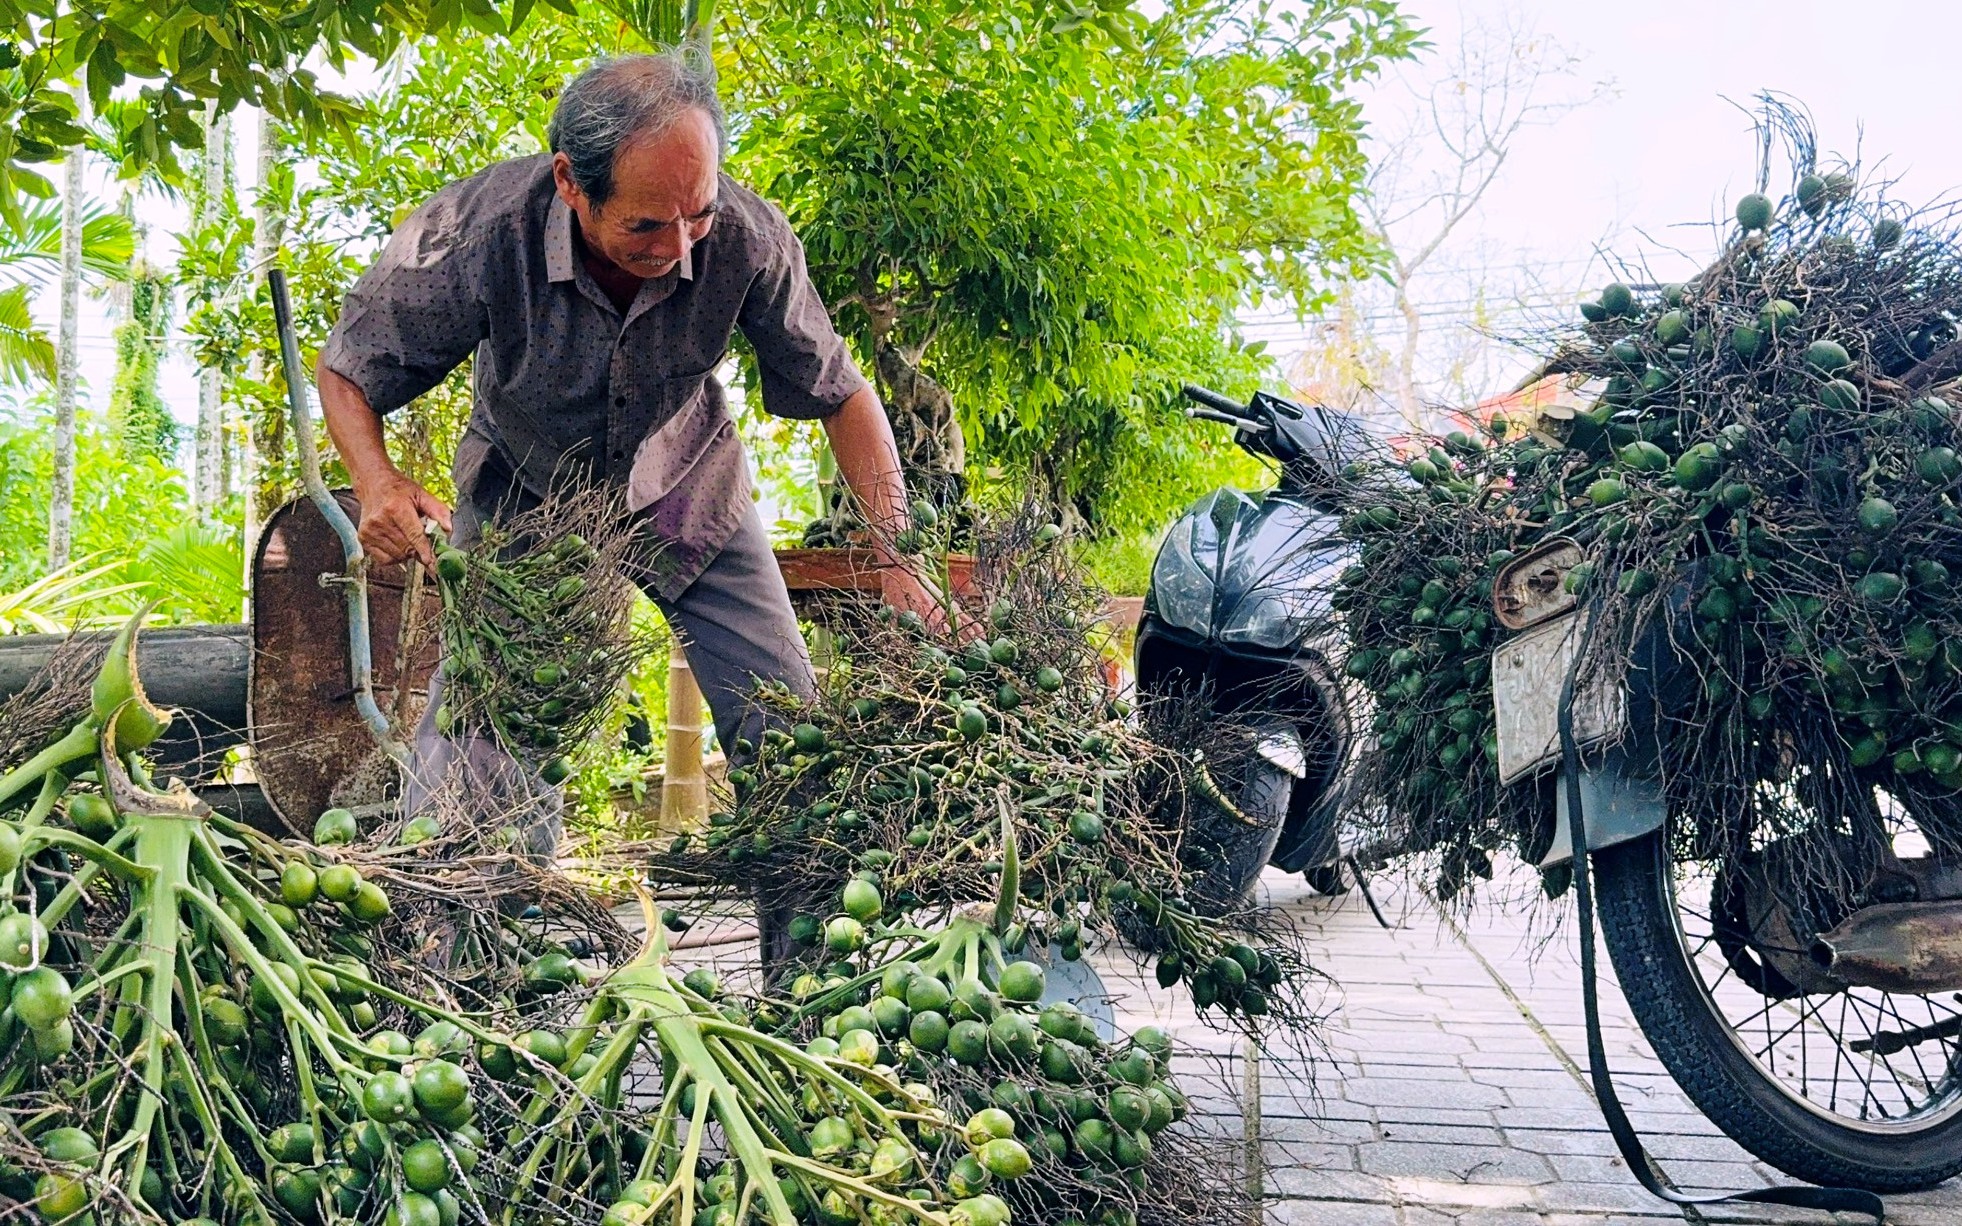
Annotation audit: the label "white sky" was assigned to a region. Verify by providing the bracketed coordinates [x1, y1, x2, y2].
[1249, 0, 1962, 395]
[20, 0, 1962, 453]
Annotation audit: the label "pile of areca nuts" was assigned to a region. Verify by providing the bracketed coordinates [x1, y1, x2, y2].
[0, 507, 1268, 1226]
[656, 511, 1313, 1023]
[1335, 107, 1962, 904]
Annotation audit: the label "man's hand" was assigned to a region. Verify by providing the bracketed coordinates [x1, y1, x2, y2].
[354, 470, 452, 570]
[317, 359, 453, 570]
[879, 563, 951, 635]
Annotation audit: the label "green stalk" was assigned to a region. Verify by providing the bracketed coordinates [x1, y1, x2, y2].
[638, 1072, 691, 1184]
[618, 983, 798, 1224]
[176, 885, 354, 1072]
[599, 899, 803, 1225]
[187, 828, 352, 1030]
[514, 1015, 647, 1180]
[26, 826, 154, 882]
[0, 721, 95, 810]
[110, 938, 150, 1047]
[560, 991, 616, 1064]
[696, 1021, 903, 1127]
[287, 1016, 329, 1152]
[708, 1034, 808, 1143]
[310, 961, 511, 1050]
[0, 772, 63, 898]
[668, 1075, 718, 1226]
[106, 808, 197, 1190]
[165, 1034, 265, 1218]
[69, 958, 147, 1003]
[777, 939, 943, 1028]
[771, 1151, 950, 1221]
[994, 794, 1020, 935]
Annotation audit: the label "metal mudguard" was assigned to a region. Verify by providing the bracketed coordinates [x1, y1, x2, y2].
[1542, 746, 1668, 869]
[1518, 605, 1683, 869]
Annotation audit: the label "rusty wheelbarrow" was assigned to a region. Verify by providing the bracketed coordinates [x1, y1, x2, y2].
[0, 270, 441, 835]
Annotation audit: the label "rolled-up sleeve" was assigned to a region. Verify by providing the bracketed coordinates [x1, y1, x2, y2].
[318, 190, 489, 414]
[737, 211, 869, 421]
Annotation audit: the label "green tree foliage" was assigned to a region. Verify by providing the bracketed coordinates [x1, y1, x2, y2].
[107, 261, 174, 460]
[0, 194, 133, 385]
[0, 403, 243, 625]
[173, 0, 1412, 547]
[726, 0, 1420, 529]
[0, 0, 576, 226]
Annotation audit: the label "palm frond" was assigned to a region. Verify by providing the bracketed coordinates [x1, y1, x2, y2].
[0, 555, 148, 635]
[0, 196, 136, 286]
[0, 284, 56, 387]
[119, 520, 245, 623]
[603, 0, 686, 46]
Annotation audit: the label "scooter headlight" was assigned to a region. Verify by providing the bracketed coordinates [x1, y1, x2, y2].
[1220, 587, 1322, 650]
[1149, 536, 1216, 636]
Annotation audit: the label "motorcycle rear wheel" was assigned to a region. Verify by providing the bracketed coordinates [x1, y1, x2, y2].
[1594, 830, 1962, 1192]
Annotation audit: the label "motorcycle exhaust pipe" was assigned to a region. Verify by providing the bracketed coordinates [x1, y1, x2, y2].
[1809, 901, 1962, 994]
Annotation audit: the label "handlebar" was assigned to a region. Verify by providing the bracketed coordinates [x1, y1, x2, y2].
[1181, 383, 1248, 417]
[1186, 405, 1267, 431]
[1179, 383, 1350, 496]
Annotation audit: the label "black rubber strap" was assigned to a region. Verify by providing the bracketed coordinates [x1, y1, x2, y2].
[1555, 645, 1886, 1222]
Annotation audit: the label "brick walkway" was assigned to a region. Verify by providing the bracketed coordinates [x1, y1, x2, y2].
[653, 866, 1960, 1225]
[1099, 869, 1962, 1226]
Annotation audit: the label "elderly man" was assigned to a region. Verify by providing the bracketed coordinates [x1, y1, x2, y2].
[318, 54, 932, 820]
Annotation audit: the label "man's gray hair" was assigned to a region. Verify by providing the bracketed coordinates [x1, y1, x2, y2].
[549, 53, 726, 208]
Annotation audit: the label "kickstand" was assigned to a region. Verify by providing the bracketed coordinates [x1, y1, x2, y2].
[1347, 856, 1394, 930]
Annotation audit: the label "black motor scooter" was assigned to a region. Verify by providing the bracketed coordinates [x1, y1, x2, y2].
[1134, 385, 1364, 909]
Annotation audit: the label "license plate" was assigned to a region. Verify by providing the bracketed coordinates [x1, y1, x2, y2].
[1491, 611, 1625, 785]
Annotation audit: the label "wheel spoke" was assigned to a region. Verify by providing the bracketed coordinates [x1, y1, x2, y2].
[1850, 993, 1914, 1115]
[1846, 995, 1893, 1119]
[1751, 993, 1828, 1061]
[1879, 992, 1935, 1098]
[1665, 842, 1962, 1130]
[1828, 993, 1851, 1115]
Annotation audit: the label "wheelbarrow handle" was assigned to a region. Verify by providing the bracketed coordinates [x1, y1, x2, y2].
[268, 265, 405, 761]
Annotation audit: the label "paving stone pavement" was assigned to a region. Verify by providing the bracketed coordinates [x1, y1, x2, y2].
[661, 865, 1960, 1226]
[1089, 868, 1962, 1226]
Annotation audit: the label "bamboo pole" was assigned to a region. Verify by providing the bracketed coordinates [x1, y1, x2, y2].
[1243, 1035, 1264, 1224]
[661, 641, 708, 831]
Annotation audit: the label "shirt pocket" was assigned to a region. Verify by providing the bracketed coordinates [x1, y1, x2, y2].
[624, 375, 744, 513]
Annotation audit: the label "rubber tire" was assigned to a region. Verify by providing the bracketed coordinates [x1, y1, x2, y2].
[1593, 831, 1962, 1192]
[1185, 748, 1293, 916]
[1303, 860, 1351, 897]
[1115, 732, 1293, 953]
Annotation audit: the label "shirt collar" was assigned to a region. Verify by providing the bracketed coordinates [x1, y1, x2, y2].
[546, 192, 695, 284]
[546, 193, 576, 283]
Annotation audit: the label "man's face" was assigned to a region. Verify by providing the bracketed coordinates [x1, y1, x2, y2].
[554, 108, 720, 279]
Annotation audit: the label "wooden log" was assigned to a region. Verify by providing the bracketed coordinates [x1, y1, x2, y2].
[0, 623, 252, 781]
[0, 623, 250, 721]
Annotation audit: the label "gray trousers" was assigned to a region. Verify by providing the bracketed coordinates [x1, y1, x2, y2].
[407, 477, 817, 854]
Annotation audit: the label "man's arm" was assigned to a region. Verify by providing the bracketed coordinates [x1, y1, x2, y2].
[318, 360, 453, 569]
[822, 385, 909, 545]
[822, 385, 946, 627]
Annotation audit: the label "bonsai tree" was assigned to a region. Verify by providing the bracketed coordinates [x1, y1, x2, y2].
[728, 0, 1419, 527]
